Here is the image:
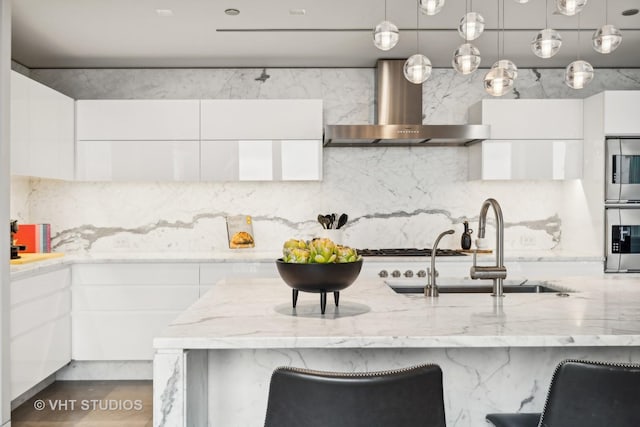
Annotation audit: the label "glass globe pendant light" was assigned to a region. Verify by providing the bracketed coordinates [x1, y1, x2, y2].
[373, 0, 399, 51]
[404, 0, 432, 84]
[405, 54, 432, 84]
[458, 11, 485, 40]
[493, 59, 518, 80]
[565, 60, 594, 89]
[513, 0, 530, 3]
[565, 13, 594, 89]
[420, 0, 445, 15]
[484, 67, 514, 96]
[452, 43, 481, 74]
[556, 0, 588, 16]
[592, 25, 622, 53]
[592, 0, 622, 54]
[531, 0, 562, 58]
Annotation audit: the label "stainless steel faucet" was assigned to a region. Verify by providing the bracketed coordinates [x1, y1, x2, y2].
[425, 229, 454, 297]
[470, 198, 507, 297]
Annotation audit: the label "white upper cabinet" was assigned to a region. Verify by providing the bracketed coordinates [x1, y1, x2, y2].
[76, 99, 323, 182]
[200, 99, 323, 181]
[76, 100, 200, 181]
[603, 91, 640, 135]
[10, 71, 75, 180]
[469, 99, 583, 140]
[200, 99, 322, 140]
[468, 99, 584, 180]
[76, 100, 200, 140]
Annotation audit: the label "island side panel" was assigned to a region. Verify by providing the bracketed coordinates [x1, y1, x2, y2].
[208, 346, 640, 427]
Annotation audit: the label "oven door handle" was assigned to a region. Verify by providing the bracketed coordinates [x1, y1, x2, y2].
[620, 227, 631, 242]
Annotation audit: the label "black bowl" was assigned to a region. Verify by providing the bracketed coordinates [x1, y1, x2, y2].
[275, 258, 363, 293]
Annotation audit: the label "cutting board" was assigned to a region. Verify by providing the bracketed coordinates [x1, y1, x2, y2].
[10, 253, 64, 265]
[460, 249, 493, 254]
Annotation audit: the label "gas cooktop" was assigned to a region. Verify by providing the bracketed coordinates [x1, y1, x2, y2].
[356, 248, 466, 257]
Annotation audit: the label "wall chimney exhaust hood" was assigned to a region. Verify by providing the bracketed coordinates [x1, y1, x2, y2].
[323, 59, 490, 147]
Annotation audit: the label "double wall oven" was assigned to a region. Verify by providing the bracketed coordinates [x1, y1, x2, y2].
[605, 138, 640, 272]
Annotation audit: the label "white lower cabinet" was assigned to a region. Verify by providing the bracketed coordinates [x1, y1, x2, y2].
[10, 267, 71, 400]
[71, 263, 200, 360]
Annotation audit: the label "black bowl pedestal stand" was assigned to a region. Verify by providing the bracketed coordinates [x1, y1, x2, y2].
[292, 289, 340, 315]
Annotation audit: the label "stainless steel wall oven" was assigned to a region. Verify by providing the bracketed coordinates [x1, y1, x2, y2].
[605, 138, 640, 272]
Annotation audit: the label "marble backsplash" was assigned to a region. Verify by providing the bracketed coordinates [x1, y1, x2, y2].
[12, 67, 640, 255]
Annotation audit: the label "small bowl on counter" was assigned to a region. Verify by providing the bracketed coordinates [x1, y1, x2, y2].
[275, 258, 363, 315]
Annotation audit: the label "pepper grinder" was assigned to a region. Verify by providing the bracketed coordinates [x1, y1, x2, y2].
[461, 220, 473, 250]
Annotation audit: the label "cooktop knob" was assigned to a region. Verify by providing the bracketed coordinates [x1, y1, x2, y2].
[404, 270, 414, 278]
[391, 270, 401, 278]
[417, 270, 427, 278]
[378, 270, 389, 278]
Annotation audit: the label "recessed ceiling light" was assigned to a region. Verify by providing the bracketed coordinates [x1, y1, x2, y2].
[622, 8, 639, 16]
[225, 8, 240, 16]
[289, 8, 306, 16]
[155, 9, 174, 17]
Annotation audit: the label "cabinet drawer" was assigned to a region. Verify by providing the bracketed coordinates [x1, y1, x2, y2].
[73, 285, 199, 311]
[73, 312, 182, 360]
[76, 100, 200, 140]
[12, 289, 70, 338]
[11, 267, 70, 306]
[76, 140, 200, 181]
[73, 263, 199, 286]
[11, 315, 71, 399]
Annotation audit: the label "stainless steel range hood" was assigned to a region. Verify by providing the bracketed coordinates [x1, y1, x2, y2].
[323, 59, 490, 147]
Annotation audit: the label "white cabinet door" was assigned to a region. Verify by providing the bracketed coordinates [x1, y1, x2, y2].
[469, 99, 583, 140]
[76, 140, 200, 181]
[72, 263, 200, 360]
[10, 267, 71, 399]
[10, 71, 30, 176]
[468, 140, 583, 180]
[200, 139, 322, 181]
[200, 99, 323, 140]
[29, 78, 75, 180]
[76, 100, 200, 140]
[10, 71, 75, 180]
[604, 91, 640, 135]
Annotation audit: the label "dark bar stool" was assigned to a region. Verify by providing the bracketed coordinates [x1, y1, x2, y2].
[264, 364, 446, 427]
[487, 359, 640, 427]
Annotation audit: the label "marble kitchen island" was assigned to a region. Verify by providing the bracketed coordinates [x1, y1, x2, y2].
[153, 273, 640, 427]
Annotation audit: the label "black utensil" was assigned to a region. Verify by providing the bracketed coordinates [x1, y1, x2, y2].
[318, 214, 327, 229]
[336, 213, 348, 229]
[324, 214, 333, 229]
[330, 213, 336, 229]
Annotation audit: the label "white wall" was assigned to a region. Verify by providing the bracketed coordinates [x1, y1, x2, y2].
[14, 67, 640, 256]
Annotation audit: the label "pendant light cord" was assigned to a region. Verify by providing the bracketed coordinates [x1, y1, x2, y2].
[545, 0, 549, 28]
[501, 0, 505, 59]
[577, 11, 581, 59]
[416, 0, 420, 51]
[605, 0, 609, 23]
[384, 0, 387, 20]
[497, 0, 501, 61]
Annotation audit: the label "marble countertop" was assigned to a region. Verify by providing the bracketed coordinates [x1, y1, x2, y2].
[153, 274, 640, 350]
[9, 249, 603, 276]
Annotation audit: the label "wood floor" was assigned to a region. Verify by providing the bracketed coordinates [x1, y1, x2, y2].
[12, 380, 153, 427]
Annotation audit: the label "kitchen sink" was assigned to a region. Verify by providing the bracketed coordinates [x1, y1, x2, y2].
[385, 278, 569, 295]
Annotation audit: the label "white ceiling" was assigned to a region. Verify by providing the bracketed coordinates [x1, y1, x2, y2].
[11, 0, 640, 69]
